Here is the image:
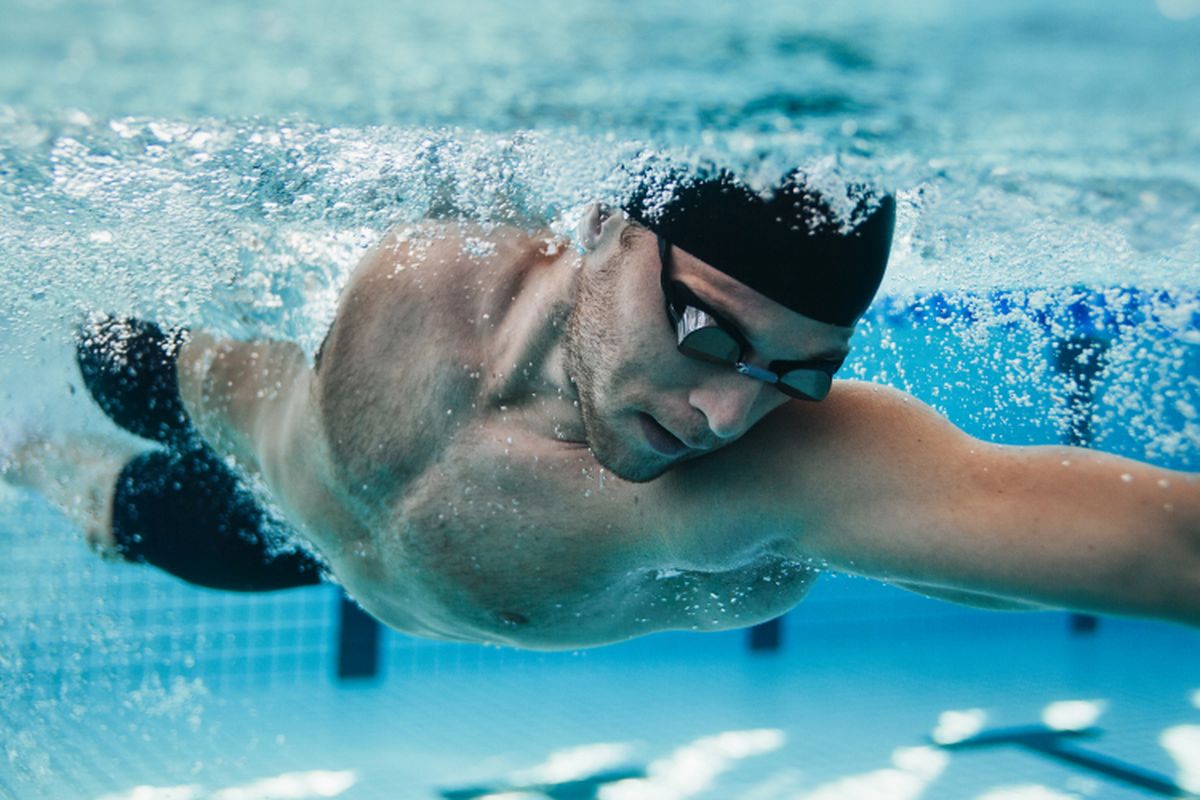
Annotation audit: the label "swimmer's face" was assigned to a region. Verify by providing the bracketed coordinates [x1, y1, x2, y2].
[564, 210, 853, 483]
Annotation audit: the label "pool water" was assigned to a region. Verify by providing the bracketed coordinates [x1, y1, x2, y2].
[2, 0, 1199, 798]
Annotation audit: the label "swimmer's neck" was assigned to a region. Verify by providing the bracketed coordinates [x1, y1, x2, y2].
[477, 235, 585, 438]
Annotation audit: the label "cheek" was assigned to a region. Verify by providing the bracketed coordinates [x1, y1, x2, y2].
[586, 250, 701, 399]
[606, 274, 674, 378]
[572, 269, 646, 396]
[756, 391, 791, 421]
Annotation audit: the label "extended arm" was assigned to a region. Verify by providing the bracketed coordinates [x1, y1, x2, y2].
[668, 381, 1200, 625]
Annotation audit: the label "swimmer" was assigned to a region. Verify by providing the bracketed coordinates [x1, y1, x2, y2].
[5, 167, 1199, 649]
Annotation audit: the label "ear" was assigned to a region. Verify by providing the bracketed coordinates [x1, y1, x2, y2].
[576, 202, 613, 253]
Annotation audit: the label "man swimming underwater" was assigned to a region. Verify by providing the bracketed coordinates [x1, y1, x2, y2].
[5, 167, 1199, 649]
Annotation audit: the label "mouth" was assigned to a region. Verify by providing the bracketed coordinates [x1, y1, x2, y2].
[637, 412, 692, 457]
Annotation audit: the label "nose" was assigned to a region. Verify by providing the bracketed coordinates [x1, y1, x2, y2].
[688, 373, 765, 441]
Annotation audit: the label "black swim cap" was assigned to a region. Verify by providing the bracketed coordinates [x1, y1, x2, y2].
[622, 167, 896, 327]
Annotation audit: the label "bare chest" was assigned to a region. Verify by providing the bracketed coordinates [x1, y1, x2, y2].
[360, 434, 819, 649]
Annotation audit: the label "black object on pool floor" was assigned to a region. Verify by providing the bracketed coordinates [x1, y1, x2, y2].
[937, 725, 1191, 798]
[337, 592, 381, 679]
[440, 766, 648, 800]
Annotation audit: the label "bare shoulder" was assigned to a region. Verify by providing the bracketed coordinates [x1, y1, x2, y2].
[653, 380, 983, 567]
[345, 221, 557, 292]
[313, 223, 552, 499]
[765, 380, 987, 520]
[316, 220, 560, 403]
[768, 379, 968, 445]
[667, 380, 975, 504]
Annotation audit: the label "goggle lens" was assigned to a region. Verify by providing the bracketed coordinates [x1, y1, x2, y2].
[778, 369, 833, 401]
[676, 307, 742, 364]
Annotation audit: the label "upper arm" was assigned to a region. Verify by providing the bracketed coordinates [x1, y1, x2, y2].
[663, 381, 1200, 624]
[177, 332, 311, 468]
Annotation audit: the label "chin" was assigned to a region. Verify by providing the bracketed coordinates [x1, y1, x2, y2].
[582, 415, 673, 484]
[594, 448, 671, 483]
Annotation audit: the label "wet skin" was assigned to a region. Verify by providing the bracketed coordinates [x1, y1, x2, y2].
[174, 214, 1200, 649]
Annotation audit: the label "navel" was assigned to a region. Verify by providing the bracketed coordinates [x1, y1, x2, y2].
[497, 610, 530, 626]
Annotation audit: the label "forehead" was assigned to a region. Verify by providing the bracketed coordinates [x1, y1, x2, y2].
[665, 237, 855, 357]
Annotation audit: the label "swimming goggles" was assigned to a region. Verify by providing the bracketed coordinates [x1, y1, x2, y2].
[658, 235, 843, 401]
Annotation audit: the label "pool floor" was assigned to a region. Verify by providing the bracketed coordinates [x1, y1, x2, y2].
[3, 615, 1199, 800]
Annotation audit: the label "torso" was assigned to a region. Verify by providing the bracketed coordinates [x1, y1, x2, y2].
[266, 223, 818, 649]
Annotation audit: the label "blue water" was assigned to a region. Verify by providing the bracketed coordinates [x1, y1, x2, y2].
[2, 0, 1199, 798]
[2, 0, 1198, 444]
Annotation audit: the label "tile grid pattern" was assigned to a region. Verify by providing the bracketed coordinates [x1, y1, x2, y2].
[3, 617, 1198, 800]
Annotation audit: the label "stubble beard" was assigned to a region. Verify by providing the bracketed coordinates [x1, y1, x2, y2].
[563, 253, 669, 484]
